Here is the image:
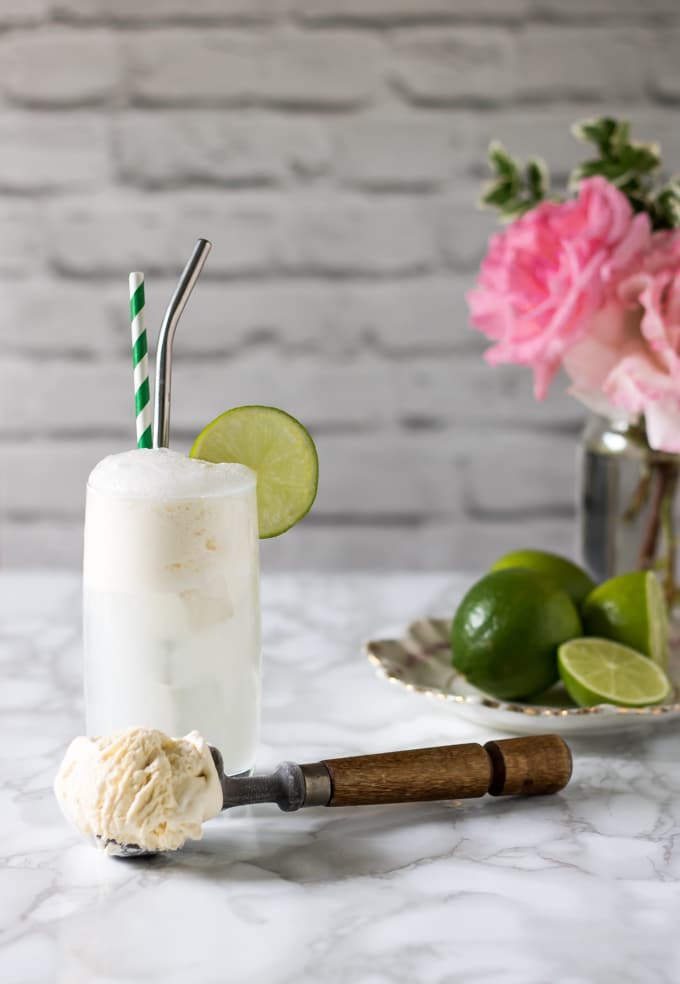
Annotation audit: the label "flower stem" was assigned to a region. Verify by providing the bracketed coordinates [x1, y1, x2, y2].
[638, 459, 679, 607]
[638, 465, 665, 570]
[623, 466, 651, 521]
[659, 462, 679, 606]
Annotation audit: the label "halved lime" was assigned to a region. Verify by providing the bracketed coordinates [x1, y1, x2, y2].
[190, 406, 318, 538]
[581, 571, 669, 669]
[490, 549, 595, 607]
[558, 638, 671, 708]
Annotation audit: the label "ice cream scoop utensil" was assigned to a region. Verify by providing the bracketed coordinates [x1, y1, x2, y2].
[213, 734, 572, 812]
[111, 735, 571, 857]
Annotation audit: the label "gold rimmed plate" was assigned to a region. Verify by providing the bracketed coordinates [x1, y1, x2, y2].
[365, 618, 680, 735]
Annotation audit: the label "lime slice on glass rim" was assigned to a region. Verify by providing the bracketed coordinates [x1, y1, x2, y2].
[581, 570, 669, 669]
[557, 637, 671, 708]
[190, 406, 318, 538]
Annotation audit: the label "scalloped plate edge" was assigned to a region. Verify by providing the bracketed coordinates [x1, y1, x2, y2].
[364, 617, 680, 726]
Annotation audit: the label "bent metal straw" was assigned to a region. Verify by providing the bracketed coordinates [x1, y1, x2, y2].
[153, 238, 212, 449]
[129, 272, 153, 450]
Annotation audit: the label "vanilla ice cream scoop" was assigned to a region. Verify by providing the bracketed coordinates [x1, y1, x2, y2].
[54, 727, 223, 855]
[55, 730, 573, 858]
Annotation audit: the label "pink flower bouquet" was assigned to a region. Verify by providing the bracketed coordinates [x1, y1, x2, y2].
[468, 118, 680, 599]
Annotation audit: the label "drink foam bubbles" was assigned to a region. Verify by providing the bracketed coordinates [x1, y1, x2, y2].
[88, 449, 255, 500]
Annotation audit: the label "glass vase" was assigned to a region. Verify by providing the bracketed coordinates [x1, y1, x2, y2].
[579, 415, 680, 605]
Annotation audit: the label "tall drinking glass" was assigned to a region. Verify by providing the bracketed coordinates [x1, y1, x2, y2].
[83, 448, 261, 777]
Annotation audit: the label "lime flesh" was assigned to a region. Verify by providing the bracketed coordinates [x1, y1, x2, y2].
[581, 571, 669, 669]
[558, 637, 671, 708]
[190, 406, 318, 538]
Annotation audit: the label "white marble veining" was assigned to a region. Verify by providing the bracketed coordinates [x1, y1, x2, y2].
[2, 571, 680, 984]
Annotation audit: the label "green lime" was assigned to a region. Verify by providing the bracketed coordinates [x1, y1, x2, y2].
[190, 406, 318, 538]
[558, 637, 671, 708]
[451, 568, 582, 700]
[581, 571, 668, 668]
[490, 549, 595, 607]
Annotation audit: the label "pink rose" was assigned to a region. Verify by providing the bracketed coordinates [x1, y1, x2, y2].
[565, 230, 680, 453]
[467, 176, 650, 399]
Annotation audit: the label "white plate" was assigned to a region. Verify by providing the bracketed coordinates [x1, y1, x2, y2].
[365, 618, 680, 736]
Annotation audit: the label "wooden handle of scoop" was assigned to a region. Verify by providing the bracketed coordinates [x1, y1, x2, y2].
[315, 735, 572, 807]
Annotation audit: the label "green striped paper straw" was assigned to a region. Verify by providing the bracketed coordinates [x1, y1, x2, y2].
[129, 272, 153, 449]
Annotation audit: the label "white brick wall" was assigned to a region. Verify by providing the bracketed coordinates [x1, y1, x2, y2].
[0, 28, 119, 105]
[0, 114, 110, 192]
[0, 0, 671, 570]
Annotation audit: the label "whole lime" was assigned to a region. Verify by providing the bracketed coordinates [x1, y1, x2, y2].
[451, 568, 582, 700]
[490, 549, 595, 608]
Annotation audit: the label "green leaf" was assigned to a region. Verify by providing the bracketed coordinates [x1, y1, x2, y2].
[571, 118, 600, 144]
[653, 181, 680, 228]
[627, 191, 652, 215]
[481, 178, 516, 207]
[609, 120, 631, 157]
[571, 159, 625, 182]
[572, 116, 619, 155]
[479, 115, 667, 228]
[570, 160, 653, 199]
[620, 142, 661, 174]
[526, 157, 548, 200]
[479, 140, 549, 218]
[488, 141, 519, 179]
[663, 200, 680, 228]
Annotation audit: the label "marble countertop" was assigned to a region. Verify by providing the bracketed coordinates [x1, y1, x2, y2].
[2, 570, 680, 984]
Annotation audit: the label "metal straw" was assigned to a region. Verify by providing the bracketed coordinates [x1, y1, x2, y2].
[153, 238, 212, 448]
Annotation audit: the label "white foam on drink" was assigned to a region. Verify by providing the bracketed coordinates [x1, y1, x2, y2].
[88, 448, 255, 500]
